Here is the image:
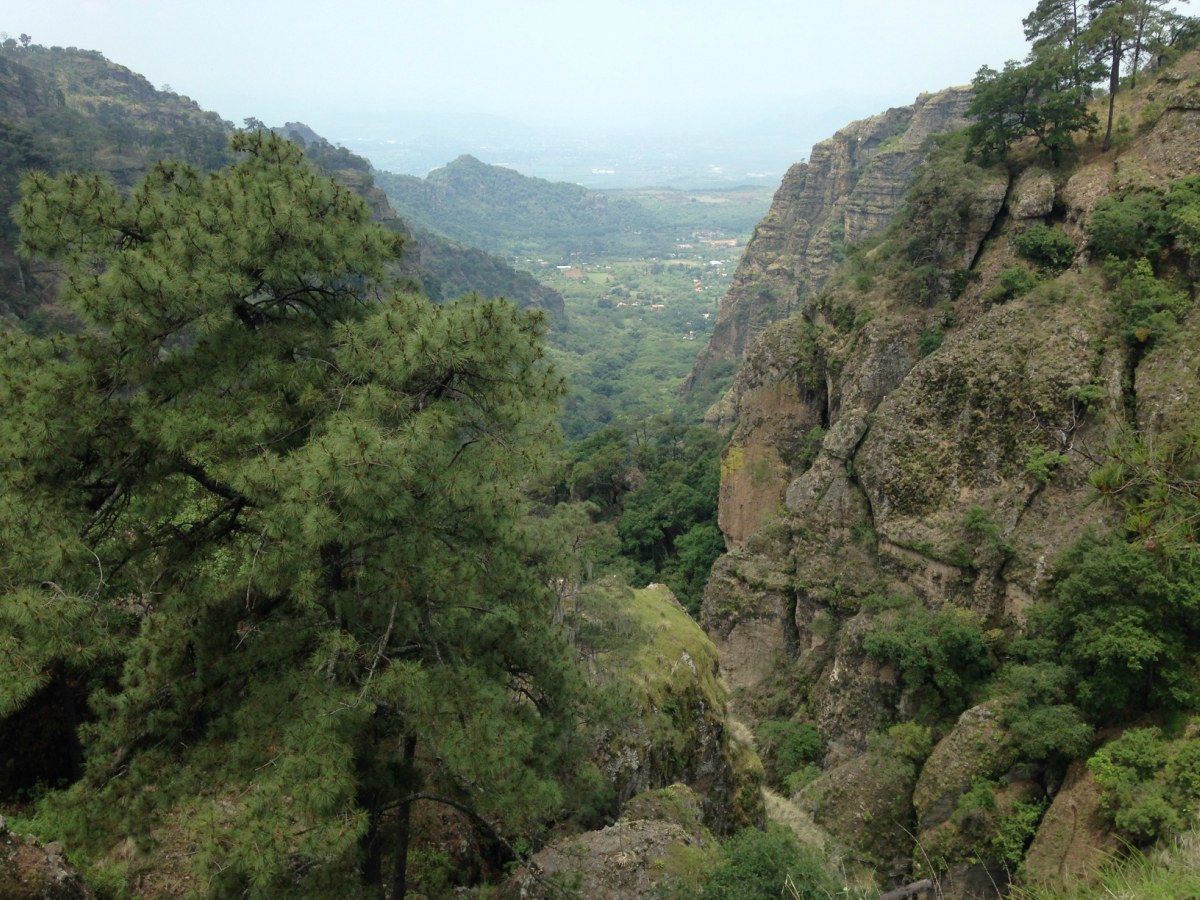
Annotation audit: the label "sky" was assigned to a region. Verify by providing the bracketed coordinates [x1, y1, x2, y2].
[7, 1, 1041, 182]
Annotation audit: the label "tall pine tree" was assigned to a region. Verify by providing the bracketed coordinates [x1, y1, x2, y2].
[0, 132, 582, 897]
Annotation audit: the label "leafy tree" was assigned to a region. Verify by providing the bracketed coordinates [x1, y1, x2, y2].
[1087, 0, 1140, 151]
[1040, 533, 1200, 719]
[1025, 0, 1092, 85]
[1089, 727, 1200, 843]
[1092, 421, 1200, 556]
[966, 45, 1099, 164]
[0, 133, 582, 897]
[755, 720, 822, 791]
[862, 601, 992, 719]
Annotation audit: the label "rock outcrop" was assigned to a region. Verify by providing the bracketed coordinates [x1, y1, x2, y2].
[584, 583, 762, 835]
[0, 816, 94, 900]
[504, 784, 720, 899]
[684, 86, 974, 412]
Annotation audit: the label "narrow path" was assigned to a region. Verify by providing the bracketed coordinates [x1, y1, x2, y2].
[725, 709, 828, 847]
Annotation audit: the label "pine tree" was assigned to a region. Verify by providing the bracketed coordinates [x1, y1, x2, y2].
[0, 132, 581, 897]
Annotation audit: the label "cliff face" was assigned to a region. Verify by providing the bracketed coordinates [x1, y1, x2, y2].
[700, 53, 1200, 894]
[683, 87, 974, 412]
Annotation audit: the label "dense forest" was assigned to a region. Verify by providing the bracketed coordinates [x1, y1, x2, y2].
[4, 2, 1200, 897]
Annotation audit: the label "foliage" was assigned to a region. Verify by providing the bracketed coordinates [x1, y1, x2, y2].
[994, 797, 1050, 866]
[1092, 422, 1200, 556]
[862, 600, 991, 718]
[990, 265, 1040, 302]
[1106, 256, 1191, 347]
[1089, 188, 1173, 262]
[1164, 174, 1200, 260]
[1013, 223, 1077, 270]
[1085, 178, 1198, 352]
[964, 504, 1014, 560]
[966, 45, 1099, 164]
[561, 419, 724, 615]
[1039, 533, 1200, 720]
[1025, 446, 1070, 483]
[1089, 727, 1200, 843]
[1089, 176, 1200, 273]
[694, 825, 841, 900]
[994, 661, 1094, 760]
[867, 721, 934, 769]
[1011, 838, 1200, 899]
[917, 326, 945, 357]
[756, 720, 822, 791]
[0, 134, 585, 896]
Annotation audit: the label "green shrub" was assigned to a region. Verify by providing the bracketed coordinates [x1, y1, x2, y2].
[917, 326, 945, 357]
[1014, 224, 1076, 270]
[1042, 534, 1200, 720]
[1066, 382, 1105, 412]
[783, 764, 822, 797]
[1105, 257, 1190, 348]
[869, 721, 934, 765]
[993, 798, 1048, 866]
[1024, 446, 1069, 484]
[949, 268, 979, 298]
[862, 601, 991, 718]
[699, 825, 840, 899]
[994, 661, 1093, 760]
[1087, 728, 1200, 843]
[1164, 175, 1200, 260]
[991, 265, 1038, 302]
[756, 720, 822, 790]
[1089, 189, 1170, 262]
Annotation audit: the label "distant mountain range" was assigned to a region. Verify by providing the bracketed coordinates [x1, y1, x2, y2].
[0, 43, 563, 325]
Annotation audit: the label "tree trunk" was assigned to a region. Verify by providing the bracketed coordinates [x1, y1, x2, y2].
[391, 735, 419, 900]
[359, 797, 383, 895]
[1103, 35, 1123, 151]
[53, 666, 84, 782]
[1130, 3, 1148, 88]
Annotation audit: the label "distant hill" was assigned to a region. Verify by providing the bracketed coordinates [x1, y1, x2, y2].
[0, 44, 562, 326]
[376, 154, 662, 258]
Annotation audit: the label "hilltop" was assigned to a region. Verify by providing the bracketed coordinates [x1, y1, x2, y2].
[0, 43, 564, 327]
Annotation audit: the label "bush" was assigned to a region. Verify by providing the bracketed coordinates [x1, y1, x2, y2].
[917, 326, 945, 357]
[1087, 728, 1200, 843]
[862, 601, 991, 718]
[1089, 189, 1170, 263]
[1024, 446, 1069, 484]
[699, 825, 840, 899]
[1013, 223, 1076, 270]
[1042, 534, 1200, 720]
[756, 720, 822, 790]
[868, 721, 933, 767]
[990, 265, 1038, 302]
[1105, 257, 1191, 348]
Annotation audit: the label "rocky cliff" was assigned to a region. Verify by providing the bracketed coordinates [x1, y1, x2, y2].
[683, 86, 974, 414]
[700, 52, 1200, 896]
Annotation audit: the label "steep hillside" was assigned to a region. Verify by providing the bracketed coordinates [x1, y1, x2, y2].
[0, 44, 562, 327]
[683, 86, 974, 414]
[700, 50, 1200, 897]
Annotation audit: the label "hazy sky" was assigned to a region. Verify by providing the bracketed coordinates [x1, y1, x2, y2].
[10, 0, 1038, 139]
